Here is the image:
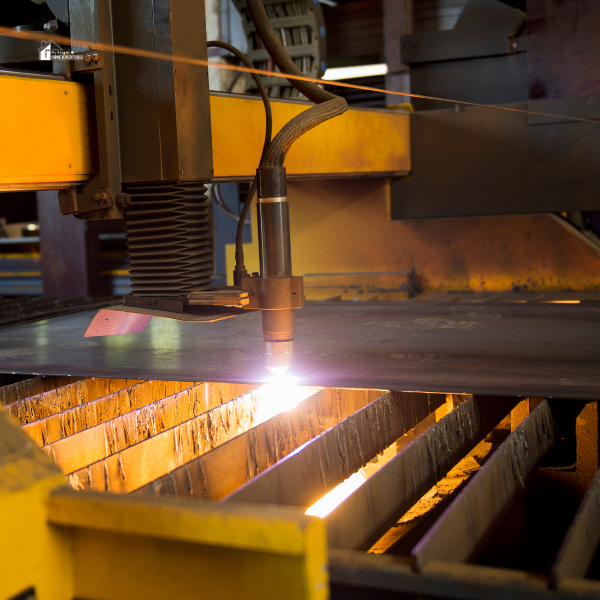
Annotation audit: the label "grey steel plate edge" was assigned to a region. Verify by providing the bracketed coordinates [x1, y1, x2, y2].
[0, 302, 599, 399]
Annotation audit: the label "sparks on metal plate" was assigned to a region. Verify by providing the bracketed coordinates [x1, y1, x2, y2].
[254, 373, 319, 425]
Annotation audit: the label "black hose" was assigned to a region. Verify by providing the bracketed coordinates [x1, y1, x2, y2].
[212, 183, 244, 221]
[244, 0, 348, 167]
[207, 40, 272, 279]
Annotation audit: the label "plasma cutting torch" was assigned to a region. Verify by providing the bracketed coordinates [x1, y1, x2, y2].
[7, 0, 347, 373]
[244, 166, 303, 373]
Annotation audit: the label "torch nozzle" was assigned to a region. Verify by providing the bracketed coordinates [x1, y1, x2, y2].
[264, 340, 294, 374]
[262, 308, 295, 373]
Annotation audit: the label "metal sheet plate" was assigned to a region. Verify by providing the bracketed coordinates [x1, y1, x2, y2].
[0, 302, 598, 399]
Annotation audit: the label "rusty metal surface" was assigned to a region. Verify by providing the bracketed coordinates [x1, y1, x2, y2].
[67, 387, 288, 493]
[226, 391, 445, 508]
[552, 466, 600, 586]
[235, 179, 600, 294]
[0, 375, 80, 407]
[0, 303, 598, 398]
[527, 0, 600, 102]
[42, 382, 205, 474]
[22, 379, 190, 447]
[325, 396, 518, 551]
[135, 388, 383, 501]
[412, 400, 558, 570]
[6, 377, 141, 426]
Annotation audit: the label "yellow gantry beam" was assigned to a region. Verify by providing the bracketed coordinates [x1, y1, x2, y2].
[0, 73, 410, 191]
[210, 92, 411, 180]
[0, 74, 96, 190]
[0, 405, 329, 600]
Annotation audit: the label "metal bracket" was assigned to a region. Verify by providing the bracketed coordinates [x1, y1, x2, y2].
[242, 276, 304, 310]
[122, 293, 249, 316]
[58, 185, 111, 215]
[187, 288, 250, 308]
[70, 51, 103, 73]
[58, 177, 129, 220]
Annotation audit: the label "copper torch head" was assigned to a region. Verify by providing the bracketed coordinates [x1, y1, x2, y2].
[262, 308, 294, 373]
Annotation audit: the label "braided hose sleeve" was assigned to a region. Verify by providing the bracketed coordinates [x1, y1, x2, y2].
[265, 97, 348, 167]
[246, 0, 335, 104]
[207, 40, 272, 269]
[245, 1, 348, 167]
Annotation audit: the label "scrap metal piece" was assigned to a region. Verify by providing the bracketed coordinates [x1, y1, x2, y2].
[85, 304, 244, 337]
[324, 395, 518, 550]
[551, 466, 600, 587]
[136, 388, 384, 500]
[84, 307, 153, 336]
[225, 391, 446, 508]
[412, 399, 557, 570]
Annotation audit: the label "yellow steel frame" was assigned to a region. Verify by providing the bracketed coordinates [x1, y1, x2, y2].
[0, 73, 410, 191]
[0, 407, 328, 600]
[210, 93, 410, 180]
[0, 74, 97, 190]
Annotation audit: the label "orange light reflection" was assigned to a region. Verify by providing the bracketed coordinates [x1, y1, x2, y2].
[305, 471, 367, 518]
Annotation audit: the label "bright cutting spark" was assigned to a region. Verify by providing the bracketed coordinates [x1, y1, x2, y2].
[254, 377, 318, 425]
[305, 471, 367, 518]
[266, 365, 289, 376]
[323, 63, 388, 81]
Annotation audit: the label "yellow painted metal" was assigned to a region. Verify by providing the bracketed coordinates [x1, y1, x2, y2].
[211, 93, 410, 180]
[0, 74, 97, 191]
[0, 400, 328, 600]
[48, 488, 329, 600]
[227, 177, 600, 292]
[0, 73, 410, 190]
[0, 409, 72, 600]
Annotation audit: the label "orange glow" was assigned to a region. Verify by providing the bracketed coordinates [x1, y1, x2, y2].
[254, 379, 320, 425]
[305, 471, 367, 518]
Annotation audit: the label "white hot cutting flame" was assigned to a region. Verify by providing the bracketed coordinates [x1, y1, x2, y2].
[305, 471, 367, 518]
[253, 377, 319, 426]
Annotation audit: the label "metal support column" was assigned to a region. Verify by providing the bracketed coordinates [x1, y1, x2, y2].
[36, 190, 101, 299]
